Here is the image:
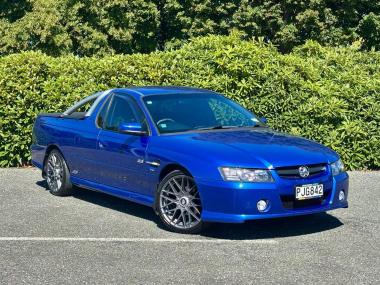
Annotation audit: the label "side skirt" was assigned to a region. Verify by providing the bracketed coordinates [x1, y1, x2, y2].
[70, 177, 154, 207]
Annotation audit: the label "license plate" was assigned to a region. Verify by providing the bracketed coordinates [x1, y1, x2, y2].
[295, 184, 323, 200]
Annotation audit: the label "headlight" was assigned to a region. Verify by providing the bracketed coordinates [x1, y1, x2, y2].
[331, 159, 344, 176]
[218, 167, 274, 182]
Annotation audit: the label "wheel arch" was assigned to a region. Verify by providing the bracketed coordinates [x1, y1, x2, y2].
[42, 144, 68, 177]
[154, 163, 193, 213]
[158, 163, 193, 181]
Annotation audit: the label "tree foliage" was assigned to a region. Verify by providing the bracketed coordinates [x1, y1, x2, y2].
[0, 0, 379, 56]
[0, 0, 160, 56]
[0, 35, 379, 169]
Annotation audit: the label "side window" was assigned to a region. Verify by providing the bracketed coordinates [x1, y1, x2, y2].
[103, 94, 148, 132]
[96, 98, 111, 128]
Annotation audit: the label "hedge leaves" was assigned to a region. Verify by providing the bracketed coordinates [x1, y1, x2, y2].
[0, 35, 379, 169]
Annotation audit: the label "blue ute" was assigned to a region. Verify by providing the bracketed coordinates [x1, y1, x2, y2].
[31, 87, 349, 234]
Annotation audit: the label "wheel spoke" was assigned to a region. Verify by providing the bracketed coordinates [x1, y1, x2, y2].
[175, 211, 182, 225]
[170, 209, 179, 222]
[191, 205, 201, 214]
[162, 206, 176, 214]
[161, 201, 176, 208]
[188, 209, 201, 222]
[52, 178, 57, 191]
[181, 211, 187, 227]
[181, 177, 185, 191]
[172, 178, 181, 190]
[56, 179, 62, 189]
[172, 178, 185, 194]
[168, 181, 179, 194]
[186, 211, 192, 224]
[188, 185, 196, 194]
[161, 189, 174, 195]
[162, 196, 177, 204]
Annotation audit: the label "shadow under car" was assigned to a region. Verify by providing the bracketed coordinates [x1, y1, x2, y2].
[36, 180, 344, 239]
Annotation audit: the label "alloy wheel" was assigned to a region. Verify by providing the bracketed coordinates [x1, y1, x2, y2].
[46, 153, 64, 192]
[159, 174, 202, 230]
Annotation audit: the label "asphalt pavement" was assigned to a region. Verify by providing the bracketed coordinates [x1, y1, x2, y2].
[0, 168, 379, 284]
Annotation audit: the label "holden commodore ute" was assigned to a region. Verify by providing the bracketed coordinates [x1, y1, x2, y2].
[31, 87, 349, 233]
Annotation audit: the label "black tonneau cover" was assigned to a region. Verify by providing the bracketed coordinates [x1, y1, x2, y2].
[39, 112, 87, 120]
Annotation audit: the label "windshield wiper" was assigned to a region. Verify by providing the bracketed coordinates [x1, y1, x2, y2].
[195, 125, 241, 131]
[194, 124, 267, 131]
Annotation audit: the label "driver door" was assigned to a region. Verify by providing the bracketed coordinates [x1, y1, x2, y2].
[96, 93, 150, 195]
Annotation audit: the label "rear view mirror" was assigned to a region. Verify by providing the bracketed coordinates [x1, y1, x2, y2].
[118, 122, 147, 136]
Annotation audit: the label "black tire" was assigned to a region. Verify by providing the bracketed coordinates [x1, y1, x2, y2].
[44, 149, 75, 196]
[156, 170, 203, 234]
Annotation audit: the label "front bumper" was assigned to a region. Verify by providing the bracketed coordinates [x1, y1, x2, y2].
[197, 171, 349, 223]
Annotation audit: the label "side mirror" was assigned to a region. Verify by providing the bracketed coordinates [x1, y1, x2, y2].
[118, 122, 147, 136]
[260, 117, 268, 124]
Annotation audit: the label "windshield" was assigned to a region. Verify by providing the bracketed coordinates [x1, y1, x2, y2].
[143, 93, 264, 134]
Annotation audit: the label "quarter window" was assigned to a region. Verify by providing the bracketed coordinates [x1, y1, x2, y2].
[96, 98, 110, 128]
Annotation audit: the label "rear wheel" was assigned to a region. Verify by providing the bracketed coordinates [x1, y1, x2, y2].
[156, 170, 203, 234]
[45, 149, 75, 196]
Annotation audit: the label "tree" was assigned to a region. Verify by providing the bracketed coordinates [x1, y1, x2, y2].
[0, 0, 379, 55]
[0, 0, 160, 56]
[358, 12, 380, 50]
[161, 0, 380, 52]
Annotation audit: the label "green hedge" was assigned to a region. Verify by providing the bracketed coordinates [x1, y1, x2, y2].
[0, 35, 379, 169]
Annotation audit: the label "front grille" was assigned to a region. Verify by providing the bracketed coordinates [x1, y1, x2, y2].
[280, 190, 330, 210]
[276, 163, 327, 179]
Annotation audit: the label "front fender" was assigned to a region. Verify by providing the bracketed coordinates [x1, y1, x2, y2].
[146, 145, 221, 182]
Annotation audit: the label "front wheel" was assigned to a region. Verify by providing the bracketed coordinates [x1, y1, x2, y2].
[156, 170, 203, 234]
[45, 149, 75, 196]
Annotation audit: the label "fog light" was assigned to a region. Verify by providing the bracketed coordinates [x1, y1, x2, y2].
[339, 190, 345, 201]
[257, 200, 268, 212]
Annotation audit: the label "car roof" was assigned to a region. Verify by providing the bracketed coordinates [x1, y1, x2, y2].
[112, 86, 216, 97]
[68, 87, 217, 117]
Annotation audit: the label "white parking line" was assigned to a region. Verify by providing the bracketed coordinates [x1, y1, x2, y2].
[0, 237, 278, 244]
